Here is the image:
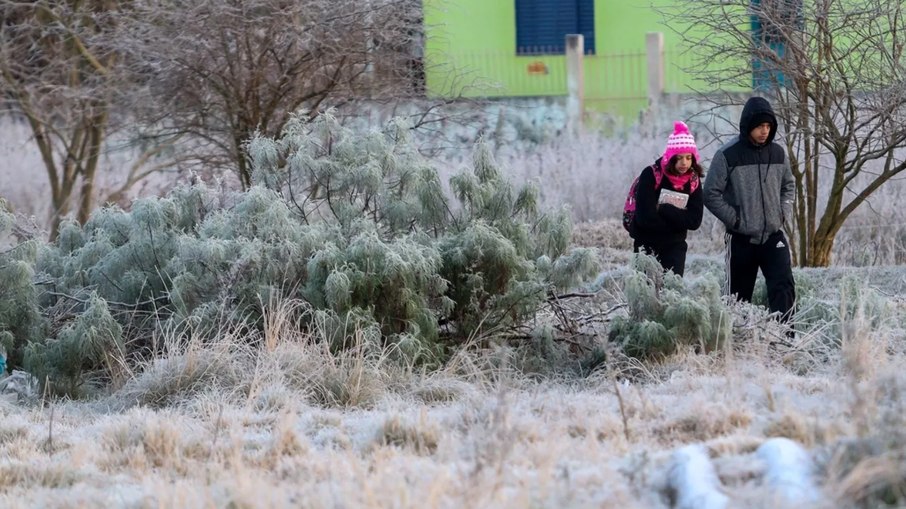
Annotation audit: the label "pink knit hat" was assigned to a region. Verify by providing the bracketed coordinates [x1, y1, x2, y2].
[662, 121, 700, 164]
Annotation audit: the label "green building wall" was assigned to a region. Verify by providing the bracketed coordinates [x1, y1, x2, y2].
[423, 0, 746, 116]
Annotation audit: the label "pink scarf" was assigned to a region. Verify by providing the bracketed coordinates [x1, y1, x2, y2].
[658, 159, 699, 192]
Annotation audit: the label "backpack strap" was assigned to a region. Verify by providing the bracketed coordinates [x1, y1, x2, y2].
[651, 164, 663, 188]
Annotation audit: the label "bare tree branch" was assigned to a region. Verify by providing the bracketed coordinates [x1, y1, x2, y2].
[0, 1, 189, 238]
[659, 0, 906, 266]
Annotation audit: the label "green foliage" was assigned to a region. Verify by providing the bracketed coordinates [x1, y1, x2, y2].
[24, 292, 123, 396]
[837, 276, 891, 329]
[439, 221, 540, 337]
[12, 115, 597, 393]
[250, 114, 449, 236]
[303, 230, 451, 352]
[0, 201, 44, 368]
[609, 253, 731, 359]
[249, 113, 598, 349]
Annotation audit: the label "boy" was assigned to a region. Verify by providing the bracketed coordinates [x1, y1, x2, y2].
[704, 97, 796, 326]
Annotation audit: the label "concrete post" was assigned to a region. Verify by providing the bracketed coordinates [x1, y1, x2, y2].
[565, 34, 585, 132]
[646, 32, 665, 108]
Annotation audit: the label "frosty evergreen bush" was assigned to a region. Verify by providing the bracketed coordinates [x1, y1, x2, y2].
[247, 113, 598, 350]
[0, 200, 44, 368]
[24, 292, 124, 396]
[609, 254, 731, 359]
[21, 114, 597, 391]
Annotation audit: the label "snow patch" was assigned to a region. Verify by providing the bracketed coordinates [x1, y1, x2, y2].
[756, 437, 822, 504]
[668, 444, 729, 509]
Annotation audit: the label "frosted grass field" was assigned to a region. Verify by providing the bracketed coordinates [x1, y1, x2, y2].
[1, 277, 905, 508]
[2, 115, 906, 508]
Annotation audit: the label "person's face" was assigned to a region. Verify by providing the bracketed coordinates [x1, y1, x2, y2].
[673, 153, 693, 174]
[750, 122, 772, 145]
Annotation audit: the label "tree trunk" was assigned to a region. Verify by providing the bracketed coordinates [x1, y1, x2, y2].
[49, 213, 63, 242]
[806, 232, 836, 267]
[236, 143, 251, 189]
[77, 116, 107, 225]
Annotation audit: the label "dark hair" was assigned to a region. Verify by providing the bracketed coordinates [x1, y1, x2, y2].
[665, 154, 704, 178]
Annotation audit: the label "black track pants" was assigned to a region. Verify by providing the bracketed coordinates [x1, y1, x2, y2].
[724, 230, 796, 320]
[634, 240, 688, 277]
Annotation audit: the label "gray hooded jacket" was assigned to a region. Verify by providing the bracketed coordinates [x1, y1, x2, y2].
[703, 97, 795, 244]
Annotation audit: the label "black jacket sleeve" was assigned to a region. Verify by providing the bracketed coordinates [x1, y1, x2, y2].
[632, 167, 671, 232]
[659, 185, 703, 231]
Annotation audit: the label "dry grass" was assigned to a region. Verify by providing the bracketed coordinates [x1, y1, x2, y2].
[373, 412, 440, 455]
[1, 328, 904, 508]
[655, 406, 753, 444]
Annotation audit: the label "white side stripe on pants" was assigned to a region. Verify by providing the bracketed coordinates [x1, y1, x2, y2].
[724, 232, 733, 296]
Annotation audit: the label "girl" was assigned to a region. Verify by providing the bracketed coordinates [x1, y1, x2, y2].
[631, 121, 704, 276]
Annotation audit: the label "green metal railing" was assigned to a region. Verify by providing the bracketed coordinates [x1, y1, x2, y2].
[428, 48, 702, 105]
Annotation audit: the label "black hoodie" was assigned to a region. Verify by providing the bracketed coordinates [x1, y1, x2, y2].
[703, 97, 795, 244]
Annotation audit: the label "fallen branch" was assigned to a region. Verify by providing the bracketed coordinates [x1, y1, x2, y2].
[44, 291, 170, 310]
[547, 291, 600, 301]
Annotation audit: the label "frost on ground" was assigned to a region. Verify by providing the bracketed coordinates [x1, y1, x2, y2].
[1, 315, 904, 508]
[4, 108, 906, 507]
[0, 370, 39, 404]
[669, 444, 729, 509]
[2, 220, 906, 508]
[757, 437, 822, 504]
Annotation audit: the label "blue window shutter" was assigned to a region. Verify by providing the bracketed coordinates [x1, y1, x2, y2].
[576, 0, 595, 53]
[751, 0, 802, 90]
[515, 0, 595, 55]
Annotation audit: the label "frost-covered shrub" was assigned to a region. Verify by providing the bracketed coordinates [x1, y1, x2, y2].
[248, 113, 598, 350]
[0, 200, 44, 367]
[609, 254, 731, 359]
[24, 114, 597, 390]
[24, 292, 124, 396]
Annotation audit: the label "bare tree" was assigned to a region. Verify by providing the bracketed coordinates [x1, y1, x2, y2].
[119, 0, 428, 189]
[0, 1, 118, 238]
[661, 0, 906, 266]
[0, 1, 193, 239]
[2, 0, 474, 235]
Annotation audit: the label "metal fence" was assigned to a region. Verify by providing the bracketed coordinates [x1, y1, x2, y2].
[663, 49, 702, 94]
[440, 49, 569, 97]
[434, 47, 701, 109]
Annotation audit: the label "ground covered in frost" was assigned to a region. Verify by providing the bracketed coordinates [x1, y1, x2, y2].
[2, 250, 904, 508]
